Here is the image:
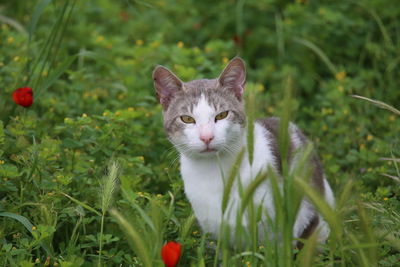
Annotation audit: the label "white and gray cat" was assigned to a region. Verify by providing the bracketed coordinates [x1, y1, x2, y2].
[153, 57, 334, 245]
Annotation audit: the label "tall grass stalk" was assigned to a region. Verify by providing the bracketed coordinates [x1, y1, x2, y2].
[25, 0, 76, 98]
[110, 209, 152, 267]
[98, 162, 120, 267]
[351, 95, 400, 115]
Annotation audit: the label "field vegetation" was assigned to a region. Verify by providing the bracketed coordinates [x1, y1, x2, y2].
[0, 0, 399, 266]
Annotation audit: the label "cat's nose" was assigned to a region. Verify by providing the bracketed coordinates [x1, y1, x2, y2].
[200, 134, 214, 145]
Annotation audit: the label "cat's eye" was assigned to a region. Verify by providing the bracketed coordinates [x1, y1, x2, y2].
[215, 111, 229, 121]
[180, 115, 196, 124]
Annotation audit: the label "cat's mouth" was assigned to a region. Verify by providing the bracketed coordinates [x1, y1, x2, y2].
[200, 147, 217, 153]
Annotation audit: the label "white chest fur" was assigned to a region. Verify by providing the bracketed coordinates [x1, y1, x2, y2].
[180, 123, 276, 238]
[180, 122, 334, 242]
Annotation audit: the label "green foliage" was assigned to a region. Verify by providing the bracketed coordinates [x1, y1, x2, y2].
[0, 0, 399, 266]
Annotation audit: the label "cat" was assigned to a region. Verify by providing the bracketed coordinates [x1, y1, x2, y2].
[152, 57, 335, 246]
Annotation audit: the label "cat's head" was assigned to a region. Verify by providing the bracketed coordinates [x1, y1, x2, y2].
[153, 57, 247, 158]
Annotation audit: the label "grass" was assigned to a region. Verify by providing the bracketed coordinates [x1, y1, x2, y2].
[0, 0, 399, 266]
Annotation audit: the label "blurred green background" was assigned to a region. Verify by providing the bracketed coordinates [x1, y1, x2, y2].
[0, 0, 399, 266]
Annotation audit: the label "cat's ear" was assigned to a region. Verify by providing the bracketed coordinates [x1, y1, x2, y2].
[218, 57, 246, 100]
[153, 66, 183, 110]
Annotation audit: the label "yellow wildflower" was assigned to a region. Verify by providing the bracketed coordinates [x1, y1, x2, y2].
[95, 35, 104, 43]
[318, 8, 326, 15]
[335, 71, 346, 81]
[13, 56, 20, 61]
[389, 115, 396, 121]
[7, 36, 14, 44]
[32, 226, 37, 231]
[150, 41, 160, 48]
[177, 41, 184, 48]
[255, 83, 265, 92]
[367, 134, 373, 141]
[44, 256, 51, 266]
[222, 57, 229, 64]
[135, 39, 144, 46]
[384, 197, 388, 201]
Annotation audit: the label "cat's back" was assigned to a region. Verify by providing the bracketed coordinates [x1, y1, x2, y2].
[256, 117, 325, 194]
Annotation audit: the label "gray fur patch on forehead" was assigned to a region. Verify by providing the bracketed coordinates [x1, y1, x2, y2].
[163, 78, 246, 134]
[183, 78, 219, 91]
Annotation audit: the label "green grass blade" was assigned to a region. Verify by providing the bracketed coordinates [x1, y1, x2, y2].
[180, 213, 196, 241]
[293, 37, 337, 75]
[239, 172, 268, 218]
[297, 230, 319, 267]
[61, 192, 101, 216]
[246, 89, 255, 165]
[294, 179, 342, 239]
[0, 212, 53, 256]
[120, 189, 157, 233]
[348, 233, 370, 267]
[110, 209, 152, 267]
[0, 14, 27, 35]
[221, 149, 244, 213]
[28, 0, 53, 42]
[0, 212, 34, 233]
[351, 95, 400, 115]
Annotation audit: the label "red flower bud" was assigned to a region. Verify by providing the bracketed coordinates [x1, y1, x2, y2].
[12, 87, 33, 107]
[161, 241, 181, 267]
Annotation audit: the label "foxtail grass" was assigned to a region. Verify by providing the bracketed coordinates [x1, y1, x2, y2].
[98, 161, 120, 267]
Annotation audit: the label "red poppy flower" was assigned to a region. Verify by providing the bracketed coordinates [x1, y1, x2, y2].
[12, 87, 33, 107]
[161, 241, 181, 267]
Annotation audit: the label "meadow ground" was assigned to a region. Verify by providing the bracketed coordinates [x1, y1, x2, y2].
[0, 1, 399, 266]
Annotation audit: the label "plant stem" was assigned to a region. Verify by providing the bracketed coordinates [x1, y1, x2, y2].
[98, 213, 105, 267]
